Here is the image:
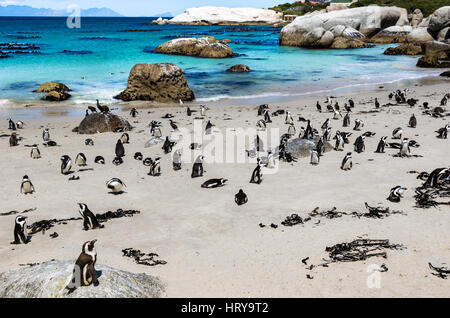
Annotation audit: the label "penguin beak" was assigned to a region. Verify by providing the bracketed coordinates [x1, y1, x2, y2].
[91, 239, 97, 245]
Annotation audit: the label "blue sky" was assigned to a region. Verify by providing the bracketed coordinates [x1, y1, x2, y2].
[0, 0, 288, 16]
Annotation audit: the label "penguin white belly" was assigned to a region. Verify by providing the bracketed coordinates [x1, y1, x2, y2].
[22, 182, 33, 193]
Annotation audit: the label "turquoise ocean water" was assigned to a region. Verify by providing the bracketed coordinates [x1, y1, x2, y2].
[0, 17, 442, 108]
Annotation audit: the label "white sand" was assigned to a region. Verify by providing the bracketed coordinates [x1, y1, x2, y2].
[0, 80, 449, 297]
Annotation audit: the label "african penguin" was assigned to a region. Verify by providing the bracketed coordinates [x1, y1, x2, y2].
[85, 139, 94, 146]
[408, 114, 417, 128]
[30, 145, 41, 159]
[42, 129, 50, 142]
[285, 111, 294, 125]
[149, 157, 161, 176]
[201, 178, 228, 188]
[12, 216, 28, 244]
[75, 153, 87, 166]
[60, 155, 72, 175]
[9, 133, 18, 147]
[343, 113, 350, 127]
[20, 175, 35, 194]
[112, 157, 123, 166]
[120, 133, 129, 144]
[78, 204, 103, 231]
[250, 159, 263, 184]
[399, 138, 411, 157]
[353, 119, 364, 131]
[143, 157, 153, 167]
[130, 108, 138, 117]
[392, 127, 403, 139]
[8, 118, 16, 130]
[134, 152, 143, 161]
[310, 150, 320, 165]
[66, 240, 98, 294]
[375, 136, 387, 153]
[16, 121, 24, 129]
[341, 152, 353, 171]
[94, 156, 105, 164]
[235, 189, 248, 206]
[173, 150, 182, 171]
[387, 186, 406, 203]
[354, 135, 365, 153]
[106, 178, 126, 194]
[335, 131, 345, 151]
[191, 155, 204, 178]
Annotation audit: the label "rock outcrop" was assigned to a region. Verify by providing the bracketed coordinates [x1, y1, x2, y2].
[416, 41, 450, 68]
[370, 26, 412, 44]
[169, 7, 283, 25]
[34, 82, 71, 101]
[226, 64, 251, 72]
[408, 9, 424, 27]
[407, 27, 434, 43]
[154, 36, 234, 58]
[440, 70, 450, 77]
[0, 261, 165, 298]
[114, 63, 195, 102]
[384, 43, 423, 56]
[437, 27, 450, 43]
[76, 112, 132, 134]
[428, 6, 450, 35]
[279, 6, 408, 48]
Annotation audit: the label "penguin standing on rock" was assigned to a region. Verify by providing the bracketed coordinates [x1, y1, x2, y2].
[191, 155, 204, 178]
[78, 204, 104, 231]
[235, 189, 248, 205]
[12, 216, 28, 244]
[66, 240, 99, 294]
[115, 139, 125, 158]
[60, 155, 72, 175]
[20, 175, 35, 194]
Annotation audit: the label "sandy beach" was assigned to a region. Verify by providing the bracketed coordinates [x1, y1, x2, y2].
[0, 79, 449, 298]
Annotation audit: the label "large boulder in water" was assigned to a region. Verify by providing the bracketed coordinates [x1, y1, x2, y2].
[76, 112, 132, 134]
[384, 43, 423, 56]
[0, 261, 166, 298]
[226, 64, 251, 72]
[154, 36, 234, 58]
[279, 6, 408, 48]
[369, 26, 413, 44]
[114, 63, 195, 102]
[416, 41, 450, 68]
[34, 82, 71, 102]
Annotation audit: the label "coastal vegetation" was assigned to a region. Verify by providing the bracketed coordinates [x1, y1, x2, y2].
[269, 1, 327, 16]
[350, 0, 450, 16]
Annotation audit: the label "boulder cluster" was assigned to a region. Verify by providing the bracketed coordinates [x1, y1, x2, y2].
[34, 82, 71, 101]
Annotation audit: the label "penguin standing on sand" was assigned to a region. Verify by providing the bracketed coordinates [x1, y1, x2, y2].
[408, 114, 417, 128]
[288, 124, 296, 136]
[106, 178, 126, 194]
[8, 118, 16, 130]
[399, 138, 411, 157]
[375, 136, 387, 153]
[130, 108, 138, 118]
[42, 129, 50, 142]
[205, 120, 214, 135]
[285, 111, 294, 125]
[9, 133, 18, 147]
[263, 109, 272, 123]
[30, 145, 41, 159]
[349, 99, 355, 108]
[12, 216, 28, 244]
[266, 151, 276, 169]
[250, 159, 263, 184]
[61, 155, 72, 175]
[235, 189, 248, 206]
[387, 186, 406, 203]
[316, 137, 324, 157]
[200, 105, 206, 117]
[149, 157, 161, 176]
[353, 119, 364, 131]
[75, 153, 87, 166]
[436, 124, 449, 139]
[257, 119, 266, 129]
[187, 107, 192, 116]
[323, 127, 332, 141]
[78, 204, 104, 231]
[354, 135, 365, 153]
[375, 98, 380, 109]
[20, 175, 35, 194]
[115, 139, 125, 158]
[341, 152, 353, 171]
[173, 150, 182, 171]
[66, 240, 99, 294]
[316, 101, 322, 112]
[343, 112, 350, 127]
[162, 137, 175, 154]
[191, 155, 204, 178]
[310, 150, 320, 165]
[335, 131, 345, 151]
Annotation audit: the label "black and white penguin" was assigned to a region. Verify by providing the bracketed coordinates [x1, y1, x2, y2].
[187, 106, 192, 116]
[191, 155, 204, 178]
[310, 150, 320, 165]
[8, 118, 16, 130]
[348, 99, 355, 108]
[115, 139, 125, 158]
[201, 178, 228, 188]
[316, 137, 324, 157]
[341, 152, 353, 171]
[333, 109, 342, 120]
[375, 98, 380, 109]
[343, 112, 351, 127]
[441, 95, 448, 106]
[255, 135, 264, 152]
[162, 137, 176, 154]
[12, 216, 28, 244]
[353, 119, 364, 131]
[173, 150, 182, 171]
[106, 178, 126, 194]
[150, 120, 162, 136]
[169, 120, 178, 132]
[20, 175, 35, 194]
[94, 156, 105, 164]
[235, 189, 248, 205]
[42, 128, 50, 142]
[250, 159, 263, 184]
[258, 104, 268, 116]
[392, 127, 403, 139]
[263, 109, 272, 123]
[130, 108, 138, 118]
[112, 157, 123, 166]
[60, 155, 72, 175]
[304, 120, 313, 139]
[436, 124, 449, 139]
[75, 153, 87, 166]
[205, 120, 214, 135]
[30, 144, 41, 159]
[375, 136, 387, 153]
[9, 132, 18, 147]
[200, 105, 206, 117]
[149, 157, 161, 176]
[298, 126, 306, 139]
[321, 118, 330, 132]
[387, 186, 406, 203]
[285, 111, 294, 125]
[143, 157, 153, 167]
[66, 240, 99, 294]
[78, 204, 104, 231]
[287, 124, 296, 136]
[134, 152, 143, 161]
[424, 168, 450, 187]
[316, 101, 322, 112]
[85, 139, 94, 146]
[120, 133, 129, 144]
[16, 121, 24, 129]
[323, 127, 332, 141]
[399, 138, 411, 157]
[256, 119, 266, 129]
[266, 151, 276, 169]
[354, 135, 365, 153]
[334, 131, 345, 151]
